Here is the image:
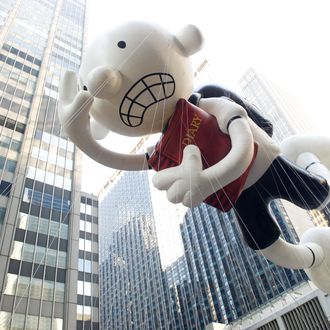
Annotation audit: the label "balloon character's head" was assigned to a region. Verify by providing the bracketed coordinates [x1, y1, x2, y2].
[79, 21, 204, 137]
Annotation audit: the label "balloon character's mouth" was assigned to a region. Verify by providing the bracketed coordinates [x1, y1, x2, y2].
[119, 73, 175, 127]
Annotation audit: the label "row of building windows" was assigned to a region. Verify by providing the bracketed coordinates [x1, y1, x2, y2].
[23, 188, 71, 213]
[81, 196, 98, 207]
[0, 114, 26, 133]
[76, 320, 99, 330]
[2, 43, 42, 66]
[0, 53, 39, 77]
[0, 80, 33, 102]
[78, 250, 98, 262]
[20, 201, 69, 224]
[77, 295, 99, 308]
[35, 129, 74, 152]
[4, 273, 65, 303]
[5, 32, 44, 60]
[18, 213, 68, 239]
[0, 134, 22, 152]
[26, 165, 72, 191]
[54, 32, 82, 50]
[0, 66, 37, 91]
[80, 219, 92, 233]
[78, 271, 99, 284]
[11, 241, 67, 268]
[80, 213, 98, 224]
[1, 95, 30, 117]
[15, 228, 68, 252]
[8, 259, 66, 283]
[79, 230, 98, 242]
[78, 258, 96, 274]
[31, 146, 73, 170]
[77, 280, 94, 296]
[53, 42, 81, 61]
[1, 95, 30, 114]
[0, 311, 63, 330]
[25, 177, 71, 200]
[50, 53, 79, 70]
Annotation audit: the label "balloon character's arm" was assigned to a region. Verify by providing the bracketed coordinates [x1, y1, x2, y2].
[58, 71, 149, 170]
[152, 98, 254, 207]
[198, 97, 255, 193]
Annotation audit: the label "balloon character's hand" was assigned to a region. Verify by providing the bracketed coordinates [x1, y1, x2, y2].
[58, 71, 94, 135]
[152, 145, 213, 208]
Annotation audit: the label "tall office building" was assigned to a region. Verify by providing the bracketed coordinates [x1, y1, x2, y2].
[99, 170, 174, 329]
[180, 203, 308, 326]
[0, 0, 92, 329]
[165, 256, 205, 330]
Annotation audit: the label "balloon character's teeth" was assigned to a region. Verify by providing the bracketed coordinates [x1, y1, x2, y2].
[119, 73, 175, 127]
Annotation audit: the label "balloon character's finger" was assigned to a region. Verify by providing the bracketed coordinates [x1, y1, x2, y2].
[166, 179, 186, 203]
[59, 71, 79, 105]
[181, 145, 203, 172]
[152, 167, 182, 190]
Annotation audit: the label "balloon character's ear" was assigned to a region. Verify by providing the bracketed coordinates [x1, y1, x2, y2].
[174, 24, 204, 56]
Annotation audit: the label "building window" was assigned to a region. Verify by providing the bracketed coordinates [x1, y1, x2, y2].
[77, 305, 91, 321]
[0, 180, 12, 197]
[0, 207, 6, 224]
[79, 238, 91, 252]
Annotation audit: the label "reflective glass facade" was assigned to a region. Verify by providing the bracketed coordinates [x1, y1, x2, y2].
[180, 204, 308, 325]
[98, 169, 309, 329]
[99, 171, 175, 330]
[0, 0, 89, 329]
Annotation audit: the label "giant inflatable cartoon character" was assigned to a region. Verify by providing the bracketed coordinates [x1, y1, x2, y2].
[58, 21, 330, 293]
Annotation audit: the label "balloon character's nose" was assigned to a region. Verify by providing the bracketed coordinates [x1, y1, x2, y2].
[87, 65, 122, 99]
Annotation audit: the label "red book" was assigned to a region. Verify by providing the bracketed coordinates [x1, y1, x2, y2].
[148, 99, 257, 211]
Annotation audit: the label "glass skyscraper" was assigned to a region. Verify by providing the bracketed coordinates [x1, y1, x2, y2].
[99, 171, 174, 330]
[180, 204, 308, 325]
[0, 0, 97, 329]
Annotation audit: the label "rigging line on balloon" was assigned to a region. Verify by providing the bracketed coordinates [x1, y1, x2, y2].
[266, 152, 326, 211]
[181, 140, 316, 327]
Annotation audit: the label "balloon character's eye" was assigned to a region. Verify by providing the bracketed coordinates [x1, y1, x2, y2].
[83, 85, 88, 91]
[117, 41, 126, 49]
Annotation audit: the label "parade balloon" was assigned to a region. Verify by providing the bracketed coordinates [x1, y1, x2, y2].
[58, 21, 330, 293]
